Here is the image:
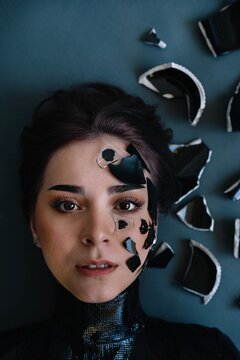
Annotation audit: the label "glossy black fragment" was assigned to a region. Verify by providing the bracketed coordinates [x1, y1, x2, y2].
[127, 144, 150, 173]
[147, 242, 175, 268]
[198, 1, 240, 57]
[102, 148, 115, 162]
[227, 82, 240, 132]
[118, 220, 128, 230]
[109, 155, 146, 185]
[224, 179, 240, 201]
[142, 28, 167, 49]
[146, 178, 157, 223]
[126, 255, 141, 272]
[139, 219, 149, 234]
[143, 224, 155, 249]
[123, 238, 138, 254]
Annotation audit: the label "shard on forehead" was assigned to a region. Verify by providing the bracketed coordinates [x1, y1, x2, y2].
[138, 63, 206, 126]
[109, 154, 146, 185]
[126, 255, 141, 272]
[176, 196, 214, 232]
[146, 178, 157, 224]
[123, 237, 138, 255]
[198, 1, 240, 57]
[170, 139, 212, 203]
[127, 144, 150, 173]
[143, 224, 156, 250]
[234, 219, 240, 259]
[224, 178, 240, 201]
[227, 81, 240, 132]
[183, 240, 221, 305]
[147, 242, 175, 268]
[142, 27, 167, 49]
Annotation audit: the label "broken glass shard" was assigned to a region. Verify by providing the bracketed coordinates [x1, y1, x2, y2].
[109, 154, 146, 185]
[170, 139, 212, 203]
[126, 255, 141, 272]
[139, 219, 149, 234]
[127, 144, 150, 173]
[123, 237, 138, 254]
[176, 196, 214, 232]
[142, 28, 167, 49]
[138, 63, 206, 126]
[183, 240, 221, 305]
[227, 81, 240, 132]
[224, 178, 240, 201]
[234, 219, 240, 259]
[147, 242, 175, 268]
[143, 223, 156, 249]
[198, 2, 240, 57]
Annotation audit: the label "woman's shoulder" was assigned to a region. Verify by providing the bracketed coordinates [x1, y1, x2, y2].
[143, 315, 240, 359]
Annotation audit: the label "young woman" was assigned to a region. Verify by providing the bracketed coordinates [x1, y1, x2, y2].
[1, 83, 239, 359]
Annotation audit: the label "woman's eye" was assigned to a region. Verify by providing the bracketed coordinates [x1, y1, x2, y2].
[52, 200, 80, 212]
[116, 201, 139, 212]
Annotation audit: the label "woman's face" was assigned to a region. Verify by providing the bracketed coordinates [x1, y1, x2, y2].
[31, 134, 156, 303]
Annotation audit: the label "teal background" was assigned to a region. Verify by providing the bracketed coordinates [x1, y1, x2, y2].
[0, 0, 239, 349]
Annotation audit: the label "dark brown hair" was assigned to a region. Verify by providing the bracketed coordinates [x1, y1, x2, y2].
[19, 82, 177, 222]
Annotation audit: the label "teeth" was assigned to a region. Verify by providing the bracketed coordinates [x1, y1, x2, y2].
[85, 264, 110, 269]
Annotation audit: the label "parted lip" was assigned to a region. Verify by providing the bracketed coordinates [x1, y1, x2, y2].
[76, 260, 118, 268]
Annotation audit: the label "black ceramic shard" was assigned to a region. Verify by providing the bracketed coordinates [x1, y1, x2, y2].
[198, 1, 240, 57]
[123, 237, 138, 254]
[118, 220, 128, 230]
[146, 178, 158, 223]
[126, 255, 141, 272]
[109, 155, 146, 185]
[139, 63, 206, 126]
[227, 81, 240, 132]
[126, 144, 150, 173]
[183, 240, 221, 305]
[170, 139, 212, 203]
[147, 242, 175, 268]
[143, 224, 156, 249]
[142, 28, 167, 49]
[139, 219, 149, 234]
[176, 196, 214, 232]
[234, 219, 240, 259]
[102, 148, 115, 162]
[224, 178, 240, 201]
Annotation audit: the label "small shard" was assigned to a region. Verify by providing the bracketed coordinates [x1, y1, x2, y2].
[227, 81, 240, 132]
[97, 146, 124, 169]
[224, 178, 240, 201]
[147, 242, 175, 268]
[138, 63, 206, 126]
[146, 178, 158, 223]
[109, 155, 146, 185]
[126, 255, 141, 272]
[123, 237, 138, 254]
[143, 223, 156, 249]
[234, 219, 240, 259]
[176, 196, 214, 232]
[142, 28, 167, 49]
[139, 219, 149, 234]
[183, 240, 221, 305]
[118, 220, 128, 230]
[198, 2, 240, 57]
[127, 144, 150, 173]
[170, 139, 212, 203]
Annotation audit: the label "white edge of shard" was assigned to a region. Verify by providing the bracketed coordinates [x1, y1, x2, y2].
[170, 138, 212, 204]
[234, 219, 240, 259]
[176, 196, 214, 232]
[224, 178, 240, 199]
[226, 81, 240, 132]
[183, 240, 221, 305]
[143, 28, 167, 49]
[155, 241, 175, 256]
[138, 62, 206, 125]
[198, 21, 218, 58]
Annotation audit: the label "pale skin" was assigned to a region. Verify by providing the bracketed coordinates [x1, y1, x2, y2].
[30, 134, 153, 303]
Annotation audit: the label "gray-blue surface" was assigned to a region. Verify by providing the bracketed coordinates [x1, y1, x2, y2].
[0, 0, 239, 349]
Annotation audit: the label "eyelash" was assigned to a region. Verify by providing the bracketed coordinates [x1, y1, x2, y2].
[50, 196, 81, 214]
[114, 197, 144, 213]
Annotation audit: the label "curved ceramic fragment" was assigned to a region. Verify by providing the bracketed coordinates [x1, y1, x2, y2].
[142, 28, 167, 49]
[170, 139, 212, 203]
[227, 81, 240, 132]
[224, 178, 240, 201]
[176, 196, 214, 232]
[183, 240, 221, 305]
[147, 242, 175, 268]
[198, 2, 240, 57]
[234, 219, 240, 259]
[138, 63, 206, 126]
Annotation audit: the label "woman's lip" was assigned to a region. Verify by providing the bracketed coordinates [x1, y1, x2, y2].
[75, 263, 118, 277]
[77, 260, 117, 267]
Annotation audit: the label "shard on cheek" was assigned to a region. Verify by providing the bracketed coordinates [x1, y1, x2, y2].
[227, 81, 240, 132]
[142, 27, 167, 49]
[170, 139, 212, 203]
[146, 178, 158, 224]
[183, 240, 221, 305]
[234, 219, 240, 259]
[138, 62, 206, 126]
[123, 237, 138, 254]
[139, 219, 149, 234]
[224, 178, 240, 201]
[143, 224, 156, 249]
[198, 1, 240, 57]
[126, 255, 141, 272]
[118, 220, 128, 230]
[147, 242, 175, 268]
[176, 196, 214, 232]
[109, 155, 146, 184]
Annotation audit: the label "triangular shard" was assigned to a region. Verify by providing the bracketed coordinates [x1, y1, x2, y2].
[234, 219, 240, 259]
[198, 1, 240, 57]
[176, 196, 214, 232]
[224, 178, 240, 201]
[147, 242, 175, 268]
[138, 63, 206, 126]
[183, 240, 221, 305]
[170, 139, 212, 203]
[227, 81, 240, 132]
[142, 28, 167, 49]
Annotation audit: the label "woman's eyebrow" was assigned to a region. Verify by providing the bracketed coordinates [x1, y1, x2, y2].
[107, 184, 145, 194]
[47, 184, 85, 194]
